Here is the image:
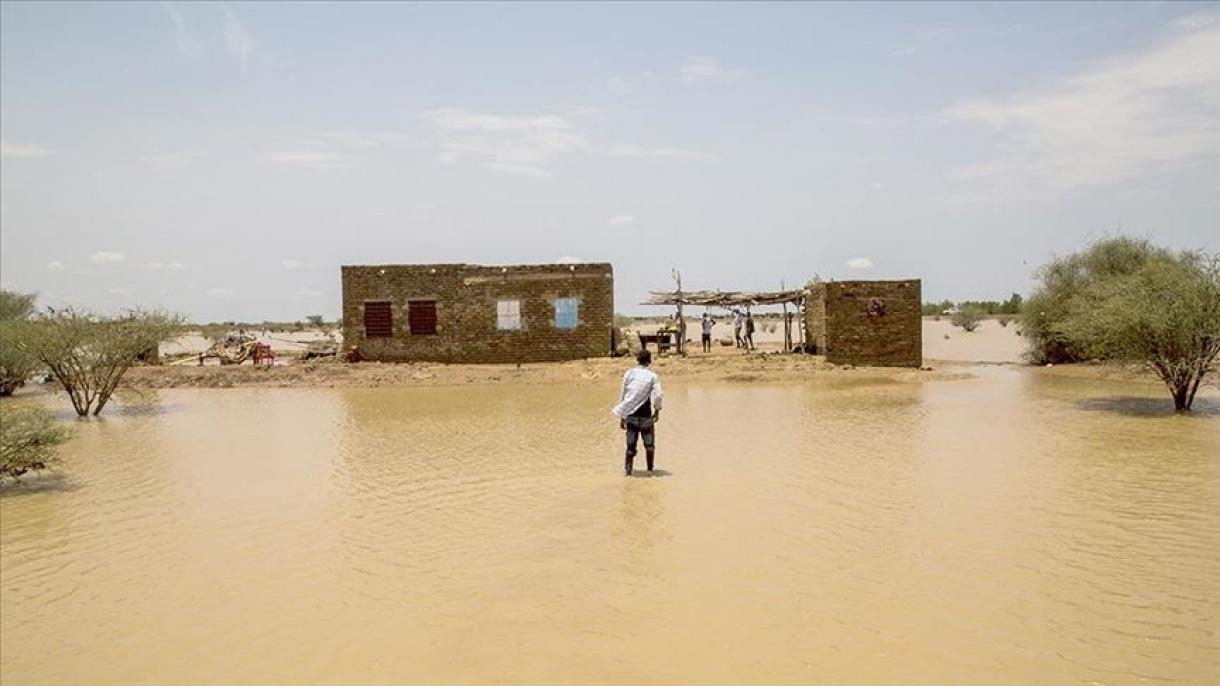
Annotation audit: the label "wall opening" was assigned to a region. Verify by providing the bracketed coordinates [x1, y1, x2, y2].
[363, 301, 393, 338]
[408, 300, 438, 335]
[497, 300, 521, 330]
[554, 298, 578, 329]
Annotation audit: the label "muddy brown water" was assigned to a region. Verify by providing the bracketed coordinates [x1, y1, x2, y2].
[2, 368, 1217, 684]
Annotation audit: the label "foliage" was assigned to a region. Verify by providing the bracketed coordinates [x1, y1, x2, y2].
[0, 405, 70, 481]
[17, 309, 184, 416]
[306, 315, 325, 327]
[1022, 237, 1171, 364]
[0, 289, 40, 396]
[613, 313, 635, 330]
[1057, 251, 1219, 412]
[951, 307, 984, 332]
[921, 299, 955, 316]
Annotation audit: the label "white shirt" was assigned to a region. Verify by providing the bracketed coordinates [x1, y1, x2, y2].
[611, 366, 663, 418]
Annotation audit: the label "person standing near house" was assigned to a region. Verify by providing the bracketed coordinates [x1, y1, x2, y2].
[732, 309, 744, 348]
[611, 349, 663, 476]
[701, 312, 715, 353]
[744, 311, 756, 351]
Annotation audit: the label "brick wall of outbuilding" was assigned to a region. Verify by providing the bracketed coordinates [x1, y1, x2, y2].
[804, 279, 921, 367]
[341, 263, 614, 364]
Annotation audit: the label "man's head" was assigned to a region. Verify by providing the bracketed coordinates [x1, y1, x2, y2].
[636, 349, 652, 367]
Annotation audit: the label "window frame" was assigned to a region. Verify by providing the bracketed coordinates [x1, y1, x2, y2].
[407, 299, 438, 336]
[496, 299, 522, 331]
[362, 300, 394, 338]
[553, 297, 579, 330]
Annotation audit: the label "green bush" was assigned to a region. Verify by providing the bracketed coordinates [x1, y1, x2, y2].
[1022, 237, 1171, 364]
[0, 405, 70, 481]
[951, 308, 984, 332]
[1058, 251, 1219, 412]
[17, 309, 183, 416]
[0, 290, 39, 396]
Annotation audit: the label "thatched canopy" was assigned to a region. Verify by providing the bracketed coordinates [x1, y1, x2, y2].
[642, 289, 806, 307]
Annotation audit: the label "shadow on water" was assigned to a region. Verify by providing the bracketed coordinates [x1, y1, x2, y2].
[627, 469, 673, 478]
[0, 473, 79, 499]
[1077, 396, 1220, 417]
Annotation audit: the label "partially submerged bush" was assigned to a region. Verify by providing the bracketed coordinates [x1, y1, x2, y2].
[0, 405, 70, 481]
[1058, 251, 1219, 412]
[17, 309, 183, 416]
[0, 289, 39, 396]
[951, 307, 983, 332]
[1022, 237, 1170, 364]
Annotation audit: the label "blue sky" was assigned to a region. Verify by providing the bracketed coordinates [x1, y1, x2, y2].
[1, 1, 1217, 320]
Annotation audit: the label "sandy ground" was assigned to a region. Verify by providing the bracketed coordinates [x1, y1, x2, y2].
[110, 316, 1159, 390]
[632, 315, 1025, 363]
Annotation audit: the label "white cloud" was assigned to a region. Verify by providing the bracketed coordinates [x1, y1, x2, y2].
[847, 257, 873, 270]
[946, 16, 1220, 194]
[91, 251, 125, 264]
[885, 27, 951, 57]
[607, 214, 636, 226]
[261, 151, 348, 170]
[554, 256, 584, 264]
[295, 288, 323, 298]
[1, 140, 50, 158]
[608, 57, 744, 94]
[107, 287, 132, 296]
[422, 107, 709, 176]
[47, 261, 66, 271]
[678, 57, 745, 85]
[222, 5, 253, 71]
[142, 260, 188, 271]
[165, 3, 203, 60]
[205, 287, 233, 297]
[314, 131, 409, 148]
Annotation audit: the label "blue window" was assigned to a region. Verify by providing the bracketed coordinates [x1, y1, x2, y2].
[554, 298, 579, 329]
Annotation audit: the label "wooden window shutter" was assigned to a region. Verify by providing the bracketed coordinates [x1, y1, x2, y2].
[409, 300, 438, 335]
[363, 301, 393, 338]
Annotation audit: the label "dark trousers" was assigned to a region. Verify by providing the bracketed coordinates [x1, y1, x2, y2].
[701, 333, 712, 352]
[624, 416, 655, 474]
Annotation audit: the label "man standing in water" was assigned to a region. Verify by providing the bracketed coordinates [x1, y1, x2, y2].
[612, 349, 664, 476]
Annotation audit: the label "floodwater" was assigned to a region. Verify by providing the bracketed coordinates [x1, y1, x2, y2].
[2, 369, 1217, 685]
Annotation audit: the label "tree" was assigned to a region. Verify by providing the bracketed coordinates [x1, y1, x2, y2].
[0, 289, 40, 395]
[1, 406, 70, 482]
[17, 309, 183, 416]
[999, 293, 1023, 315]
[1059, 252, 1219, 413]
[306, 315, 325, 328]
[1022, 237, 1170, 363]
[951, 307, 984, 332]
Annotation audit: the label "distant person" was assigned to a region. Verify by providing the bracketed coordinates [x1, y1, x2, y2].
[611, 349, 664, 476]
[744, 312, 756, 351]
[701, 312, 715, 353]
[732, 309, 744, 348]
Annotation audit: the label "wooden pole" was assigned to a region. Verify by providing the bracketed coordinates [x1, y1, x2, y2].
[672, 268, 685, 356]
[781, 279, 790, 352]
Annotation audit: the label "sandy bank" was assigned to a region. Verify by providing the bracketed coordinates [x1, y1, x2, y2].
[122, 353, 973, 389]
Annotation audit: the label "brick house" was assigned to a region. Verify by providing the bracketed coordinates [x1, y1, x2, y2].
[805, 279, 922, 367]
[341, 263, 614, 363]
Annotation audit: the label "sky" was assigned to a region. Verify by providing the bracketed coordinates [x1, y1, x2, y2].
[1, 1, 1217, 321]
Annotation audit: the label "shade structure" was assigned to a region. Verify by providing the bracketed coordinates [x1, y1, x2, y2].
[641, 289, 806, 307]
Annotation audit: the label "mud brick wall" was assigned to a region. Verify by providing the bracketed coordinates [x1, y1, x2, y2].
[805, 283, 828, 353]
[805, 280, 921, 367]
[341, 263, 614, 364]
